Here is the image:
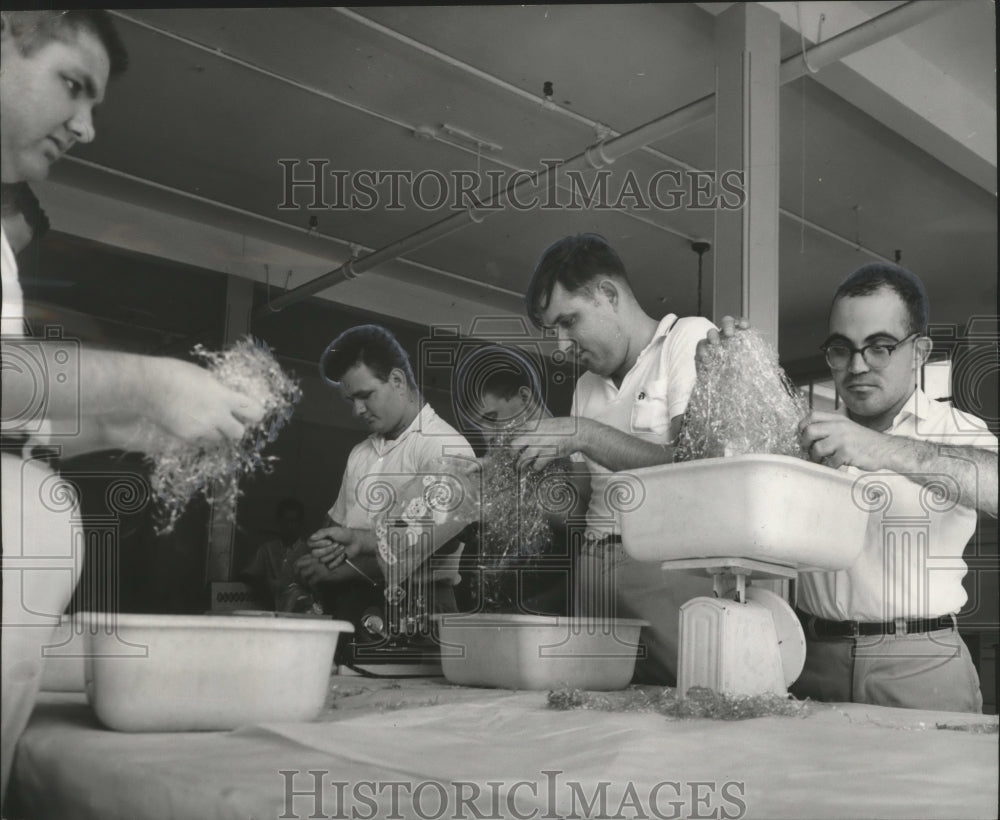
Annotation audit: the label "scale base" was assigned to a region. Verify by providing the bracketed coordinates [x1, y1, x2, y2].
[678, 596, 787, 698]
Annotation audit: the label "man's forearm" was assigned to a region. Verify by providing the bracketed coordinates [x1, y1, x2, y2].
[1, 342, 155, 424]
[577, 419, 675, 472]
[881, 437, 998, 516]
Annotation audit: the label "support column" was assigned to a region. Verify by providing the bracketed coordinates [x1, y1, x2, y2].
[204, 273, 255, 583]
[712, 2, 781, 349]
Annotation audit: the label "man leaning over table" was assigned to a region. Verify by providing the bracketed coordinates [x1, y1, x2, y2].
[302, 324, 476, 619]
[512, 233, 718, 684]
[1, 10, 265, 807]
[708, 263, 997, 712]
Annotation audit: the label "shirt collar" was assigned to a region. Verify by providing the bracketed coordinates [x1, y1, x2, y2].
[631, 313, 679, 369]
[647, 313, 679, 350]
[886, 386, 935, 432]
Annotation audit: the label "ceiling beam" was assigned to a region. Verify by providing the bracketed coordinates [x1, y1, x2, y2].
[261, 0, 954, 318]
[702, 1, 995, 194]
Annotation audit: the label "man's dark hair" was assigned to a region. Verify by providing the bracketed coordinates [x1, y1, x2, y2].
[833, 262, 929, 336]
[525, 233, 631, 327]
[275, 497, 304, 520]
[320, 324, 416, 389]
[3, 10, 129, 77]
[453, 345, 544, 432]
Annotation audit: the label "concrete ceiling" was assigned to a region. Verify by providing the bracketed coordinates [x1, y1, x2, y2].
[34, 2, 996, 369]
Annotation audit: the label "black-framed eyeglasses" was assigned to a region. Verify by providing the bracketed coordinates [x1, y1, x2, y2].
[821, 332, 920, 370]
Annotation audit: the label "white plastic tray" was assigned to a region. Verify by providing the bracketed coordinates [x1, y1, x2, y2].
[435, 614, 646, 690]
[615, 455, 870, 571]
[83, 613, 352, 731]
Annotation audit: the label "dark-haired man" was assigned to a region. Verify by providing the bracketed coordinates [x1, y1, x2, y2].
[515, 234, 717, 682]
[2, 10, 264, 802]
[459, 344, 550, 435]
[790, 263, 997, 712]
[304, 325, 475, 615]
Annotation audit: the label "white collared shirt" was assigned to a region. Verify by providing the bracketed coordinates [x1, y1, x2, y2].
[327, 403, 475, 583]
[798, 388, 997, 621]
[571, 313, 717, 536]
[1, 227, 24, 338]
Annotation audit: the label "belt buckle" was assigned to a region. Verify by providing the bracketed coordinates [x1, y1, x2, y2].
[893, 618, 906, 636]
[849, 620, 860, 638]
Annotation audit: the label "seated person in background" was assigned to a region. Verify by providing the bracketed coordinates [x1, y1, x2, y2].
[239, 497, 313, 611]
[704, 263, 997, 712]
[301, 325, 476, 621]
[457, 345, 573, 615]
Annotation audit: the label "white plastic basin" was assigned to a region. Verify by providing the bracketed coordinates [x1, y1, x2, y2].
[615, 455, 870, 571]
[82, 613, 352, 731]
[435, 614, 647, 690]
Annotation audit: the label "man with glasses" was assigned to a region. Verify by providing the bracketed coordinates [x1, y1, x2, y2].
[791, 262, 997, 711]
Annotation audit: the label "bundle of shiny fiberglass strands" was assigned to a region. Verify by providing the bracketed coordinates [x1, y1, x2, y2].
[149, 337, 302, 533]
[477, 427, 555, 611]
[675, 327, 808, 461]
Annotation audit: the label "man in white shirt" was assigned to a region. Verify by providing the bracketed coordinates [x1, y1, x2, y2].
[1, 11, 264, 805]
[793, 263, 998, 712]
[305, 325, 476, 617]
[515, 234, 717, 683]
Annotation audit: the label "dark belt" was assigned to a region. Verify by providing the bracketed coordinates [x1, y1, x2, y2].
[795, 608, 956, 638]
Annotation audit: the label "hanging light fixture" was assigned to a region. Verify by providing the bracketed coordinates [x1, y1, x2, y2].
[691, 240, 711, 318]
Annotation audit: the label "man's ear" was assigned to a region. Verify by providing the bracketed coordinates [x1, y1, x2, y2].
[517, 385, 533, 406]
[596, 278, 620, 308]
[389, 368, 408, 390]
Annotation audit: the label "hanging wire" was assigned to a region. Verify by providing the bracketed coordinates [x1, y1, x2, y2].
[800, 78, 807, 254]
[796, 3, 825, 75]
[797, 3, 825, 254]
[264, 263, 280, 313]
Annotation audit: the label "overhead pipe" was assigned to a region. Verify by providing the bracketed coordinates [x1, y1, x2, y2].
[340, 6, 898, 267]
[257, 0, 954, 318]
[114, 10, 701, 253]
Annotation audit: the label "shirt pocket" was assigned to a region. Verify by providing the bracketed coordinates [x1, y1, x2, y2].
[630, 379, 669, 437]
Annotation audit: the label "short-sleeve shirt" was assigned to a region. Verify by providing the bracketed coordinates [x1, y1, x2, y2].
[797, 388, 998, 621]
[1, 227, 25, 338]
[327, 403, 475, 583]
[571, 313, 716, 536]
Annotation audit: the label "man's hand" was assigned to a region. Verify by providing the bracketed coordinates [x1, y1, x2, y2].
[292, 553, 337, 587]
[511, 417, 592, 470]
[798, 410, 895, 470]
[695, 315, 750, 372]
[145, 358, 266, 445]
[307, 525, 364, 571]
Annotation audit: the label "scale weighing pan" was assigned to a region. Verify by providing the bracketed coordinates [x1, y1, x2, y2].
[615, 454, 873, 572]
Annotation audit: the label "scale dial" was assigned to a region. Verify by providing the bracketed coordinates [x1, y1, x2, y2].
[724, 585, 806, 686]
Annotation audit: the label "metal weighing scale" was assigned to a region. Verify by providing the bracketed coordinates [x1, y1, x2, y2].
[664, 557, 805, 698]
[615, 455, 872, 699]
